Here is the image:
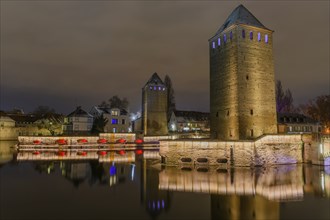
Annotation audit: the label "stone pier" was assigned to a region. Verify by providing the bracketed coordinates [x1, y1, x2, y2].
[159, 134, 303, 167]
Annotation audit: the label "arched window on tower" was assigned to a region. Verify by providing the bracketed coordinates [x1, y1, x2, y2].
[257, 32, 261, 42]
[218, 38, 221, 46]
[242, 29, 245, 38]
[223, 34, 227, 43]
[230, 31, 233, 40]
[212, 41, 215, 49]
[265, 34, 268, 43]
[250, 31, 253, 40]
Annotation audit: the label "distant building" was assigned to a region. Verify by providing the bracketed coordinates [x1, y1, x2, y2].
[168, 110, 210, 132]
[1, 110, 64, 139]
[89, 106, 130, 133]
[0, 112, 16, 140]
[277, 113, 321, 134]
[63, 106, 93, 135]
[209, 5, 277, 140]
[142, 73, 168, 136]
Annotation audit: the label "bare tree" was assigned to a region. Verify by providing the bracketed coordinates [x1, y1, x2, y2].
[109, 95, 129, 110]
[32, 105, 55, 116]
[164, 75, 176, 121]
[275, 80, 295, 113]
[98, 95, 129, 110]
[299, 95, 330, 133]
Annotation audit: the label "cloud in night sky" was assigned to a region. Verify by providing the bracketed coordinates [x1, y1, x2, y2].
[1, 1, 329, 114]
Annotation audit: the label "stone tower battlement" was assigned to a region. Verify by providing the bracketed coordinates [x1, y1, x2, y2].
[142, 72, 168, 136]
[209, 4, 277, 140]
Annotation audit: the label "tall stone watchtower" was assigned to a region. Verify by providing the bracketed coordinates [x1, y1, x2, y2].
[209, 5, 277, 140]
[142, 73, 168, 136]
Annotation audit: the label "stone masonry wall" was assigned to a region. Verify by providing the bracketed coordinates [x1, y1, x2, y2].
[142, 86, 168, 136]
[160, 134, 303, 167]
[209, 24, 277, 140]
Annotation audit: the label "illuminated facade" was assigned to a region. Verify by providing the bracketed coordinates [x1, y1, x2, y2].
[89, 106, 130, 133]
[63, 106, 93, 134]
[209, 4, 277, 140]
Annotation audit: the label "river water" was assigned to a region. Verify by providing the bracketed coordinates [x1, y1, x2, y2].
[0, 141, 329, 220]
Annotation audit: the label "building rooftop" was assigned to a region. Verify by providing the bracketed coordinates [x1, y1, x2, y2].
[144, 72, 165, 87]
[174, 110, 210, 122]
[92, 106, 128, 116]
[212, 4, 269, 37]
[67, 106, 93, 117]
[277, 113, 318, 124]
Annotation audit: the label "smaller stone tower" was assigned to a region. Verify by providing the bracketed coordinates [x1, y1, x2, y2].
[142, 73, 168, 136]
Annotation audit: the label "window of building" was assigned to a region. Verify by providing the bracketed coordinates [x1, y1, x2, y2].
[250, 109, 253, 115]
[122, 119, 125, 124]
[113, 127, 116, 133]
[288, 126, 293, 132]
[265, 34, 268, 43]
[230, 31, 233, 40]
[158, 86, 162, 90]
[212, 42, 215, 49]
[246, 75, 249, 80]
[112, 119, 118, 124]
[257, 32, 261, 42]
[242, 29, 245, 38]
[75, 117, 79, 122]
[250, 31, 253, 40]
[218, 38, 221, 46]
[111, 110, 119, 116]
[74, 125, 79, 130]
[227, 110, 229, 116]
[149, 86, 152, 90]
[216, 112, 218, 117]
[223, 34, 227, 43]
[154, 86, 157, 90]
[250, 129, 254, 137]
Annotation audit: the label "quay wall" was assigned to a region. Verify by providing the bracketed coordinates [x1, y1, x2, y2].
[159, 134, 303, 167]
[18, 133, 136, 145]
[99, 133, 136, 142]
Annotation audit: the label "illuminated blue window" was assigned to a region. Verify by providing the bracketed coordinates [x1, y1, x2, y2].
[154, 86, 156, 90]
[218, 38, 221, 46]
[230, 31, 233, 40]
[163, 87, 165, 91]
[158, 86, 161, 90]
[111, 119, 118, 124]
[265, 34, 268, 43]
[258, 32, 261, 42]
[223, 34, 227, 43]
[149, 86, 152, 90]
[242, 29, 245, 38]
[250, 31, 253, 40]
[212, 42, 215, 49]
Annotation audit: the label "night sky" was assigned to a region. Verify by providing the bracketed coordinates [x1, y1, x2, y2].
[1, 1, 329, 114]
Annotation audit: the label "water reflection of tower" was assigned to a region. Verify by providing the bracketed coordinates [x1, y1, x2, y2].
[61, 162, 91, 188]
[136, 153, 171, 219]
[211, 195, 279, 220]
